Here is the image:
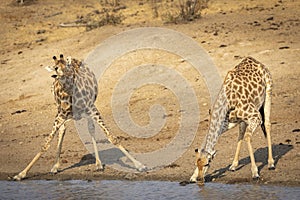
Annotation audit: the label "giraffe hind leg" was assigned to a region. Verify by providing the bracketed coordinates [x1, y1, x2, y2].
[245, 114, 262, 179]
[245, 132, 259, 179]
[229, 122, 246, 171]
[89, 106, 147, 171]
[87, 117, 104, 171]
[263, 89, 275, 170]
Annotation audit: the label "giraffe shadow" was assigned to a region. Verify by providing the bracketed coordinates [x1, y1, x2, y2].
[61, 148, 136, 172]
[60, 154, 98, 172]
[205, 144, 293, 182]
[28, 154, 98, 177]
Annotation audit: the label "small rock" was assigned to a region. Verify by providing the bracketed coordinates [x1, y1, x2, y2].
[36, 29, 46, 34]
[279, 46, 289, 49]
[36, 38, 47, 43]
[234, 55, 243, 59]
[11, 109, 27, 115]
[179, 181, 189, 186]
[124, 173, 138, 180]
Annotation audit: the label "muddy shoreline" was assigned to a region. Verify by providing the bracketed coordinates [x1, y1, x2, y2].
[0, 0, 299, 186]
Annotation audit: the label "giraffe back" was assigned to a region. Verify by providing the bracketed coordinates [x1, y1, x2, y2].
[224, 57, 272, 122]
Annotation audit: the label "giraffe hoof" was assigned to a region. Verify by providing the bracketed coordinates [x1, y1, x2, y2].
[50, 168, 60, 174]
[229, 166, 236, 171]
[268, 164, 275, 170]
[13, 175, 22, 181]
[197, 181, 205, 186]
[12, 172, 26, 181]
[49, 171, 59, 175]
[137, 165, 147, 172]
[252, 175, 260, 181]
[95, 164, 105, 172]
[189, 178, 197, 183]
[268, 166, 275, 170]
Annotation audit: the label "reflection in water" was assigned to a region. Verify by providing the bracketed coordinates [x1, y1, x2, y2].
[1, 180, 299, 199]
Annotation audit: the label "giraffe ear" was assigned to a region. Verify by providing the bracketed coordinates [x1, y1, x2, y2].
[53, 56, 59, 65]
[45, 66, 55, 72]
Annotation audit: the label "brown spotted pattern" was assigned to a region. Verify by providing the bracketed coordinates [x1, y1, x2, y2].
[13, 54, 145, 181]
[190, 57, 275, 184]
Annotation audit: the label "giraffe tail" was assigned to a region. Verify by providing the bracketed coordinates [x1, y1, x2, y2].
[259, 105, 267, 138]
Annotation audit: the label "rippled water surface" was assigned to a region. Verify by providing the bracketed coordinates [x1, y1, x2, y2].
[1, 180, 299, 200]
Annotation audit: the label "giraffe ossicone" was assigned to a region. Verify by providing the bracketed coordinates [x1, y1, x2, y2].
[190, 57, 275, 184]
[13, 54, 146, 181]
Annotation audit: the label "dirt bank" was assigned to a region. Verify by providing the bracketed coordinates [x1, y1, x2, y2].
[0, 0, 299, 186]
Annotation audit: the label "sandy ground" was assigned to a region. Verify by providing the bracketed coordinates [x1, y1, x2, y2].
[0, 0, 299, 186]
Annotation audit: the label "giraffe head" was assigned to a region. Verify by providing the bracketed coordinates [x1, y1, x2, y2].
[45, 54, 78, 78]
[195, 148, 216, 185]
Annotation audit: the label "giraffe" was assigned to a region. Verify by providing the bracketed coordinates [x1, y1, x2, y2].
[13, 54, 146, 181]
[190, 57, 275, 184]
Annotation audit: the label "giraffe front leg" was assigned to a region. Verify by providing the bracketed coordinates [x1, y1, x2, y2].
[13, 115, 66, 181]
[50, 123, 66, 174]
[13, 152, 42, 181]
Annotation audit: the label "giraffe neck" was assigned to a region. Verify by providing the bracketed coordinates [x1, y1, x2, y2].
[201, 87, 229, 156]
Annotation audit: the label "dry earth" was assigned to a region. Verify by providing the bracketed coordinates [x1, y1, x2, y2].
[0, 0, 299, 186]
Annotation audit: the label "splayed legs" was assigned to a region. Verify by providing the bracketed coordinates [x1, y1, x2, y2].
[89, 106, 146, 171]
[13, 116, 66, 180]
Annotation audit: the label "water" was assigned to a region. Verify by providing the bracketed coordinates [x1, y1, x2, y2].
[0, 180, 299, 200]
